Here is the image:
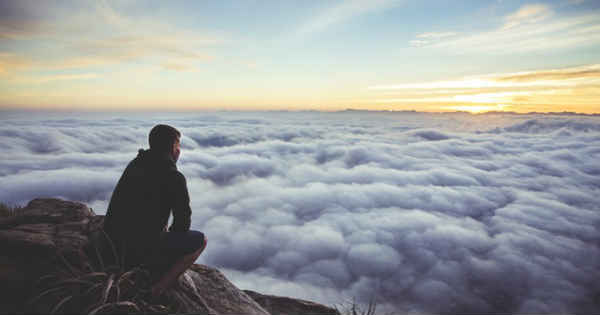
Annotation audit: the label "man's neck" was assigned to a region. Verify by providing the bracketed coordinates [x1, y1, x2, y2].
[148, 148, 176, 164]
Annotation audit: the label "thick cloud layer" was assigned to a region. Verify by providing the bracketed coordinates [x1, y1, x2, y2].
[1, 110, 599, 314]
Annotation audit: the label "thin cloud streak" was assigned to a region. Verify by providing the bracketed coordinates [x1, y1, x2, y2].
[411, 32, 458, 47]
[411, 3, 600, 54]
[367, 64, 600, 113]
[296, 0, 402, 37]
[0, 53, 31, 75]
[502, 3, 553, 30]
[416, 32, 458, 39]
[369, 64, 600, 90]
[0, 0, 222, 75]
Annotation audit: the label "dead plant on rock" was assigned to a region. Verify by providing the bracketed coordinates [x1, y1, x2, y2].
[26, 230, 171, 314]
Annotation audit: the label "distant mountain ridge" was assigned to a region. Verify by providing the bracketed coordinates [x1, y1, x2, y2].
[339, 108, 600, 116]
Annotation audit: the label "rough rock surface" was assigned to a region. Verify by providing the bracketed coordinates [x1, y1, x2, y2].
[244, 290, 340, 315]
[0, 198, 95, 314]
[0, 198, 339, 315]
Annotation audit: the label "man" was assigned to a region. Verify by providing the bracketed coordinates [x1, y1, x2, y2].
[103, 124, 207, 298]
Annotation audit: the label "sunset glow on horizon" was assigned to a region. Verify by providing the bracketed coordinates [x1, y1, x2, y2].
[1, 1, 599, 114]
[2, 2, 600, 312]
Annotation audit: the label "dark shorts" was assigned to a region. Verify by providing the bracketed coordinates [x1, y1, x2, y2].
[157, 230, 206, 257]
[147, 230, 206, 276]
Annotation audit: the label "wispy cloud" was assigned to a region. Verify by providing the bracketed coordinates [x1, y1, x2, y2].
[296, 0, 402, 37]
[24, 73, 100, 84]
[0, 0, 221, 75]
[494, 64, 600, 82]
[367, 64, 600, 113]
[370, 64, 600, 90]
[0, 1, 53, 40]
[410, 3, 600, 54]
[410, 32, 457, 47]
[162, 62, 196, 72]
[408, 39, 428, 47]
[0, 53, 31, 75]
[502, 3, 553, 30]
[416, 32, 458, 39]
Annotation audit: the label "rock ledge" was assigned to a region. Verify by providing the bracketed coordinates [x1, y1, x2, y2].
[0, 198, 339, 315]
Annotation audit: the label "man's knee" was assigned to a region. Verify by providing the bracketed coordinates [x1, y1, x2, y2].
[189, 235, 206, 257]
[198, 236, 207, 253]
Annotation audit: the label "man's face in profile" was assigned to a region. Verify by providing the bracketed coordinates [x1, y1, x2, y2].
[172, 137, 181, 163]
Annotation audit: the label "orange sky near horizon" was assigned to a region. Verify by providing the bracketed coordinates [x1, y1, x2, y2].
[2, 63, 598, 114]
[1, 1, 599, 114]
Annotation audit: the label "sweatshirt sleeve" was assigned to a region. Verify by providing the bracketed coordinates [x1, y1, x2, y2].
[169, 171, 192, 232]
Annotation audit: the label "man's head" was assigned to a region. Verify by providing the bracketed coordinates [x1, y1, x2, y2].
[149, 124, 181, 163]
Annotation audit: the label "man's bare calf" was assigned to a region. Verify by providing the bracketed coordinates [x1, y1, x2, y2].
[151, 237, 208, 298]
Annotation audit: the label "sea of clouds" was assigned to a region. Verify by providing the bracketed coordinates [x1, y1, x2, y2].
[1, 110, 599, 314]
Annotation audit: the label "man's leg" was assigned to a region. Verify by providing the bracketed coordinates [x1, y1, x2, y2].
[151, 237, 207, 298]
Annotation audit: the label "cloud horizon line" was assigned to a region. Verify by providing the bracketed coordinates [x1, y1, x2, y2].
[1, 106, 598, 116]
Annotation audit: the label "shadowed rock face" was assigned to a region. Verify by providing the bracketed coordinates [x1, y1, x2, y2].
[0, 198, 339, 315]
[0, 198, 95, 314]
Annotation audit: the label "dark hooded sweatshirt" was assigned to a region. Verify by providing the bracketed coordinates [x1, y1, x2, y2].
[103, 148, 191, 268]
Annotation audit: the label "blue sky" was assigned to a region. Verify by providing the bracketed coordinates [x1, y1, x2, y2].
[1, 0, 599, 112]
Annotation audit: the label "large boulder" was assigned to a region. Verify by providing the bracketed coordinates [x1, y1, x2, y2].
[0, 198, 339, 315]
[0, 198, 95, 314]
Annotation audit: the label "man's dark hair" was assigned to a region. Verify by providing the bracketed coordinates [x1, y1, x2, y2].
[149, 124, 181, 153]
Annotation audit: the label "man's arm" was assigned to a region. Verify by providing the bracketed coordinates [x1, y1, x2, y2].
[169, 172, 192, 232]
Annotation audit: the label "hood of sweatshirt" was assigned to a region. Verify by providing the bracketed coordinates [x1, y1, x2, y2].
[135, 148, 177, 170]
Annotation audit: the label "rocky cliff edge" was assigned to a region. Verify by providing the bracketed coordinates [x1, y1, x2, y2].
[0, 198, 339, 315]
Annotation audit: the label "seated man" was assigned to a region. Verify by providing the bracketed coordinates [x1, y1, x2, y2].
[103, 124, 207, 298]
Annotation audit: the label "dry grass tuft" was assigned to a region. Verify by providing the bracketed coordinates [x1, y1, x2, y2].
[335, 297, 398, 315]
[0, 201, 25, 217]
[26, 232, 173, 314]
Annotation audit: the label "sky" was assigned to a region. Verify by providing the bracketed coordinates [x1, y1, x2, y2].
[0, 0, 599, 113]
[1, 111, 599, 313]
